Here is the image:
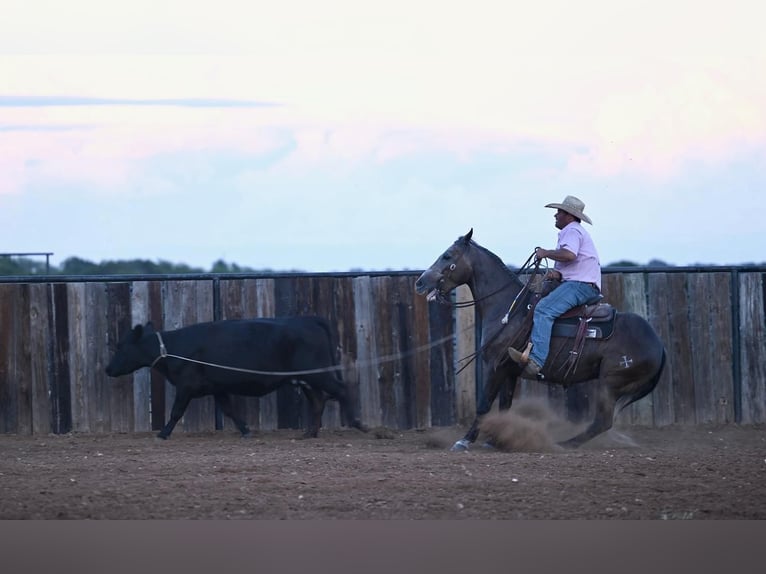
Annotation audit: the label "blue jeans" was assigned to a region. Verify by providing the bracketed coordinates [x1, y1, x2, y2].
[529, 281, 600, 367]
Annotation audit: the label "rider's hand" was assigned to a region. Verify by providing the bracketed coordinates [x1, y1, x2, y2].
[535, 247, 548, 261]
[544, 269, 562, 281]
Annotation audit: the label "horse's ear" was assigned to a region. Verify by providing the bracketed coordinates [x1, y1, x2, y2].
[463, 228, 473, 243]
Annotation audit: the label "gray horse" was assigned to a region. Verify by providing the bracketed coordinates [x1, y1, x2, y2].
[415, 229, 666, 450]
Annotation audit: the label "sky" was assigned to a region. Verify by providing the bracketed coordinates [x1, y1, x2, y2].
[1, 0, 765, 272]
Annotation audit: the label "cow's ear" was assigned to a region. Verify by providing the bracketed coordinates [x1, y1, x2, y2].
[144, 322, 155, 334]
[132, 324, 143, 341]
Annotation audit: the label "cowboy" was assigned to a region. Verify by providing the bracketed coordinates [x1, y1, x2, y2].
[508, 195, 602, 379]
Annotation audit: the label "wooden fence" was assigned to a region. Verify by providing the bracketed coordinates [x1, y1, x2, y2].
[0, 267, 764, 436]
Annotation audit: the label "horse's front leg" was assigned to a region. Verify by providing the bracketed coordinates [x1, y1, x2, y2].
[451, 366, 514, 452]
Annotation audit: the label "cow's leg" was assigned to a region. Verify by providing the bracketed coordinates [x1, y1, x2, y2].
[299, 387, 326, 438]
[314, 374, 367, 433]
[158, 389, 193, 439]
[214, 392, 252, 438]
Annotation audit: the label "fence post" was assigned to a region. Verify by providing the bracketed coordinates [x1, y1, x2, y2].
[730, 269, 741, 423]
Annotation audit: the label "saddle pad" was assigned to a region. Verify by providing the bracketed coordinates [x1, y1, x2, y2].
[552, 314, 615, 340]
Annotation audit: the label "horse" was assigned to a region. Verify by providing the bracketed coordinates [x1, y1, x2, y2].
[414, 229, 666, 450]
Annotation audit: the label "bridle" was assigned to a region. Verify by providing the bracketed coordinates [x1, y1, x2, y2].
[433, 244, 540, 309]
[434, 246, 543, 375]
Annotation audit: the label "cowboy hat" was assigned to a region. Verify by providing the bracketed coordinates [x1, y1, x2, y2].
[544, 195, 592, 224]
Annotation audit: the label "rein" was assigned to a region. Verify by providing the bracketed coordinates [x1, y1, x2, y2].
[501, 252, 542, 323]
[453, 250, 542, 375]
[150, 331, 456, 377]
[438, 249, 539, 309]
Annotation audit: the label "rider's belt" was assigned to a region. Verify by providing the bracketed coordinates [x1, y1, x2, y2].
[566, 280, 600, 292]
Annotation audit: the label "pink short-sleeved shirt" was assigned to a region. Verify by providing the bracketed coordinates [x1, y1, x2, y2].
[554, 222, 602, 290]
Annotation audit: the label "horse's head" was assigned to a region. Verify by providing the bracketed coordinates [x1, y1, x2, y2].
[415, 228, 474, 302]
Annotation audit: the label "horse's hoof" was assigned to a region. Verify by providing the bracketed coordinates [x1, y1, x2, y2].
[450, 439, 470, 452]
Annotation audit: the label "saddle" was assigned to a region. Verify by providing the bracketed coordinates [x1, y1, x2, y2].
[503, 282, 618, 381]
[536, 279, 616, 340]
[553, 300, 616, 340]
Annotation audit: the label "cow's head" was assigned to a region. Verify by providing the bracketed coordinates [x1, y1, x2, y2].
[105, 322, 157, 377]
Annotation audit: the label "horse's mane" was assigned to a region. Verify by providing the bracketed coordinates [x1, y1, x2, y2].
[469, 240, 522, 282]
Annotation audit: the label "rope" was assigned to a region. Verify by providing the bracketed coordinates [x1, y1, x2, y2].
[147, 250, 542, 379]
[150, 331, 457, 377]
[501, 251, 543, 324]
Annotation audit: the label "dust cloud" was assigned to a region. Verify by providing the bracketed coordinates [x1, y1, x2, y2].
[478, 399, 568, 452]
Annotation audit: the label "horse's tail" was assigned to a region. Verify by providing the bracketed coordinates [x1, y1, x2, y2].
[615, 347, 666, 413]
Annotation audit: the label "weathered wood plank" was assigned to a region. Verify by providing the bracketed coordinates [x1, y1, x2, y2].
[51, 284, 72, 434]
[411, 286, 432, 428]
[601, 274, 625, 309]
[685, 272, 735, 424]
[130, 282, 152, 432]
[0, 285, 27, 434]
[455, 285, 476, 426]
[273, 277, 306, 430]
[372, 276, 397, 428]
[619, 273, 653, 425]
[739, 272, 766, 423]
[314, 276, 341, 429]
[0, 285, 16, 433]
[220, 279, 246, 320]
[708, 273, 734, 423]
[84, 283, 109, 433]
[688, 274, 717, 423]
[428, 295, 454, 427]
[353, 276, 382, 428]
[67, 283, 89, 432]
[106, 282, 133, 432]
[392, 276, 416, 429]
[666, 273, 696, 424]
[147, 281, 165, 432]
[254, 278, 278, 431]
[29, 284, 52, 435]
[646, 273, 674, 426]
[14, 285, 33, 435]
[333, 276, 361, 429]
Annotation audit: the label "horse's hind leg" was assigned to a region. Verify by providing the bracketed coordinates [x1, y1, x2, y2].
[558, 386, 615, 449]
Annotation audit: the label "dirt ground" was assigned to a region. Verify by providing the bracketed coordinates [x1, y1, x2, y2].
[1, 401, 764, 519]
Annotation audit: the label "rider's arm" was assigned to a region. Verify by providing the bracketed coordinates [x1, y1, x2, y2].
[535, 247, 576, 263]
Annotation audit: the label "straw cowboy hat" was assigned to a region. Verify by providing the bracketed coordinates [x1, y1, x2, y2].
[545, 195, 593, 225]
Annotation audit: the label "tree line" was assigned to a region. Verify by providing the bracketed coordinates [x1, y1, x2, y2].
[4, 254, 751, 277]
[0, 256, 285, 276]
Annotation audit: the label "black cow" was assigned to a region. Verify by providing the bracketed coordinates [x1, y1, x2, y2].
[105, 316, 366, 440]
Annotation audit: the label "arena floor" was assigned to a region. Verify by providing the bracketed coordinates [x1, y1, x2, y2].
[1, 403, 764, 519]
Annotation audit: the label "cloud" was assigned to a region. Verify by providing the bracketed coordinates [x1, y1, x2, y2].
[0, 95, 278, 108]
